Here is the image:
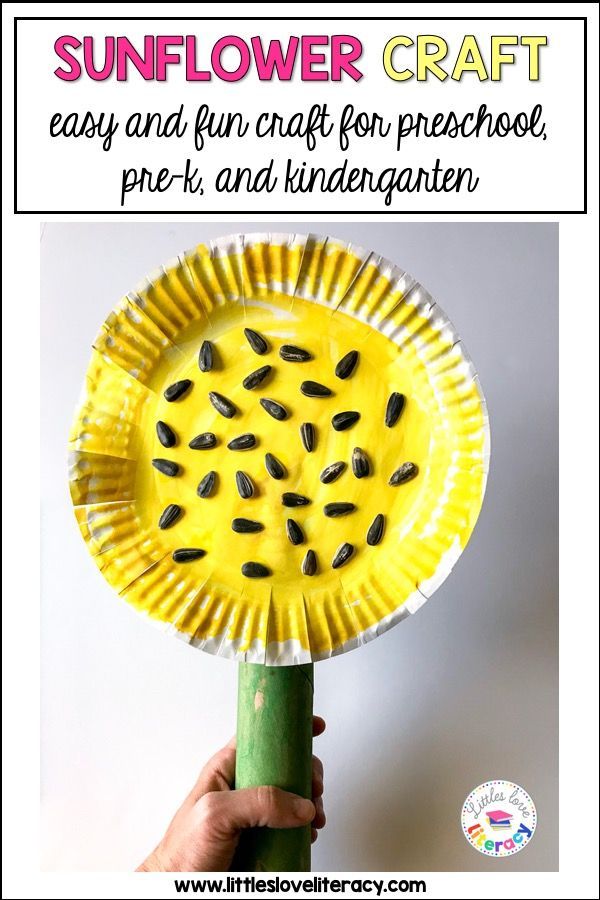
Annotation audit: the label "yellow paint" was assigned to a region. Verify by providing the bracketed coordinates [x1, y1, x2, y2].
[69, 235, 488, 661]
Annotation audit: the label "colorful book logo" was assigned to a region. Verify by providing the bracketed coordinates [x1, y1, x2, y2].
[462, 781, 537, 857]
[486, 809, 514, 829]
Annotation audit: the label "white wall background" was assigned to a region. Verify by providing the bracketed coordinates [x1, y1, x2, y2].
[41, 221, 558, 872]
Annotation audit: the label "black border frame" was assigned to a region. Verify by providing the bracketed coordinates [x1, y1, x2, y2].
[13, 16, 588, 215]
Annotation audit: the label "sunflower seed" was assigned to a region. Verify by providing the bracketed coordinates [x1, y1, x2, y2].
[243, 365, 272, 390]
[158, 504, 182, 529]
[282, 492, 311, 507]
[367, 513, 385, 546]
[335, 350, 359, 380]
[244, 328, 269, 355]
[300, 422, 315, 452]
[156, 421, 177, 448]
[385, 392, 406, 428]
[286, 519, 305, 546]
[351, 447, 370, 479]
[189, 432, 217, 450]
[320, 461, 346, 484]
[332, 411, 360, 432]
[227, 433, 256, 451]
[198, 340, 214, 372]
[241, 561, 270, 578]
[173, 548, 206, 563]
[164, 379, 192, 402]
[280, 344, 312, 362]
[197, 471, 217, 498]
[324, 502, 356, 518]
[302, 549, 317, 576]
[232, 518, 264, 533]
[300, 380, 333, 398]
[389, 462, 419, 486]
[152, 458, 180, 477]
[265, 452, 286, 480]
[332, 542, 354, 569]
[209, 391, 237, 418]
[260, 398, 288, 421]
[235, 471, 254, 499]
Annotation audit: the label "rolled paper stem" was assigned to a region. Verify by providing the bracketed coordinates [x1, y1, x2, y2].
[232, 662, 314, 872]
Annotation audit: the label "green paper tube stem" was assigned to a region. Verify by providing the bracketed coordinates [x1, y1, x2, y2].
[233, 662, 314, 872]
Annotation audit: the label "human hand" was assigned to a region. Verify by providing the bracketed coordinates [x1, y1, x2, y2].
[137, 716, 326, 872]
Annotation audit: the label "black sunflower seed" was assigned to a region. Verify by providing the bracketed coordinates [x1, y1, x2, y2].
[242, 561, 270, 578]
[302, 549, 317, 576]
[235, 471, 254, 499]
[286, 519, 305, 546]
[197, 471, 217, 498]
[198, 340, 214, 372]
[164, 379, 192, 402]
[232, 518, 264, 533]
[320, 461, 346, 484]
[351, 447, 370, 479]
[260, 398, 288, 421]
[280, 344, 312, 362]
[324, 502, 356, 518]
[332, 542, 354, 569]
[227, 433, 256, 451]
[367, 514, 385, 546]
[301, 380, 333, 398]
[152, 458, 180, 477]
[389, 462, 419, 486]
[158, 504, 182, 529]
[209, 391, 237, 418]
[332, 410, 360, 432]
[156, 421, 177, 448]
[300, 422, 315, 452]
[335, 350, 359, 380]
[385, 392, 406, 428]
[243, 365, 272, 390]
[282, 492, 311, 507]
[244, 328, 269, 355]
[189, 432, 217, 450]
[265, 452, 286, 480]
[172, 548, 206, 563]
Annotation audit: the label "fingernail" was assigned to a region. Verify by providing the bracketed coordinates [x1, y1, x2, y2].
[293, 798, 314, 821]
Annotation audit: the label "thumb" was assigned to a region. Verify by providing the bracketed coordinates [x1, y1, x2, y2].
[197, 786, 315, 836]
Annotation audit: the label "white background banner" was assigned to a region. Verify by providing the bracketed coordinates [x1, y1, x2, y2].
[14, 16, 585, 212]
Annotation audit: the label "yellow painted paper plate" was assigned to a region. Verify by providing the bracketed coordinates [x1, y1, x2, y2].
[69, 233, 489, 664]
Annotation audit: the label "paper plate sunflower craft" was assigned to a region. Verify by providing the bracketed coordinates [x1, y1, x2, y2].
[69, 232, 489, 870]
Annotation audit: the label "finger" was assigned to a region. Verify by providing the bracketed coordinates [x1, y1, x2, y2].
[228, 717, 323, 747]
[206, 732, 321, 791]
[196, 786, 315, 837]
[312, 755, 324, 779]
[312, 716, 326, 737]
[187, 746, 236, 804]
[187, 717, 324, 807]
[312, 755, 324, 798]
[313, 795, 326, 830]
[311, 827, 318, 843]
